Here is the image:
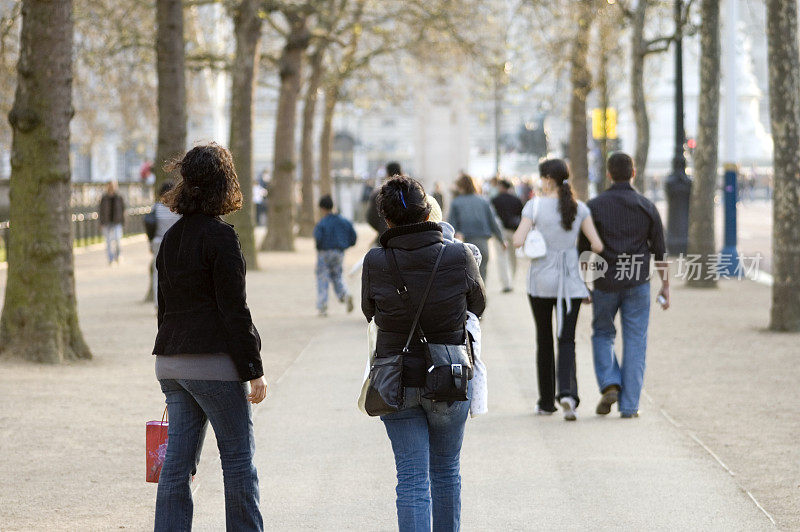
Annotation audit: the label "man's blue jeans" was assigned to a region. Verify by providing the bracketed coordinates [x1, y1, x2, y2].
[103, 223, 122, 263]
[316, 249, 348, 311]
[591, 283, 651, 415]
[381, 387, 470, 532]
[155, 379, 263, 532]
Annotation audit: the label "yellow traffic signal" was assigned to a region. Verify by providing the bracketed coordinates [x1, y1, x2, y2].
[592, 108, 618, 140]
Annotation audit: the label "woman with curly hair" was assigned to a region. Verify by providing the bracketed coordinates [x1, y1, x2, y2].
[152, 143, 266, 531]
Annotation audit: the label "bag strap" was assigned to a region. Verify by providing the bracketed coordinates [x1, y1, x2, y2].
[531, 196, 540, 227]
[385, 245, 446, 352]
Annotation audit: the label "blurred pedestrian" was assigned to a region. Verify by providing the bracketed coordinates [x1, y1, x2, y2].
[152, 143, 266, 531]
[253, 181, 267, 226]
[146, 182, 181, 309]
[578, 152, 669, 419]
[432, 181, 445, 213]
[361, 175, 485, 531]
[314, 194, 357, 317]
[448, 173, 505, 284]
[99, 181, 125, 264]
[366, 161, 401, 242]
[491, 179, 524, 292]
[514, 159, 604, 421]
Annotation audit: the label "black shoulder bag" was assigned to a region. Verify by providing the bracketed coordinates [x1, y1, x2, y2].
[364, 246, 445, 416]
[387, 245, 473, 403]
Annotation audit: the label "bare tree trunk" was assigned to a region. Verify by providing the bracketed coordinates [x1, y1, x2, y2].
[226, 0, 262, 269]
[154, 0, 186, 189]
[298, 50, 325, 237]
[319, 82, 338, 197]
[261, 15, 309, 251]
[568, 2, 592, 201]
[766, 0, 800, 331]
[597, 44, 609, 190]
[687, 0, 720, 288]
[1, 0, 90, 363]
[631, 1, 651, 193]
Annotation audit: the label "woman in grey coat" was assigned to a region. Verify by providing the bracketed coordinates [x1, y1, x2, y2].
[448, 174, 505, 283]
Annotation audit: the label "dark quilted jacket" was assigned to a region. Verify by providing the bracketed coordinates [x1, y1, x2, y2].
[152, 213, 263, 381]
[361, 221, 486, 386]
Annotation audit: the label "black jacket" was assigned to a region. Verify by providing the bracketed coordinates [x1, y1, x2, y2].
[99, 193, 125, 226]
[491, 192, 524, 230]
[152, 213, 263, 381]
[361, 222, 486, 386]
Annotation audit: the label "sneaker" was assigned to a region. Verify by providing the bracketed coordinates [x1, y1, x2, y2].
[620, 412, 639, 419]
[345, 295, 354, 313]
[560, 397, 577, 421]
[534, 405, 555, 416]
[596, 386, 619, 416]
[318, 307, 327, 317]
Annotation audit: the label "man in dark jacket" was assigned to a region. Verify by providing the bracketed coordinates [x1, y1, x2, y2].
[99, 181, 125, 264]
[313, 195, 357, 316]
[365, 161, 402, 241]
[490, 179, 524, 292]
[578, 152, 668, 419]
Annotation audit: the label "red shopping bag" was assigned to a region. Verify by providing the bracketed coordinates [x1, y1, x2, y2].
[146, 407, 169, 483]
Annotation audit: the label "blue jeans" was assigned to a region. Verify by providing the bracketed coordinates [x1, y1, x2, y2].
[155, 379, 263, 532]
[103, 224, 122, 263]
[591, 283, 651, 415]
[381, 387, 471, 532]
[316, 249, 348, 311]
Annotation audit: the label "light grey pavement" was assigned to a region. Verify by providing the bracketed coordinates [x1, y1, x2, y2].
[0, 227, 784, 531]
[187, 240, 773, 530]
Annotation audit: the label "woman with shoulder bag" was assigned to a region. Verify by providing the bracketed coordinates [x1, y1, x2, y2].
[513, 158, 604, 421]
[361, 175, 486, 531]
[152, 144, 267, 531]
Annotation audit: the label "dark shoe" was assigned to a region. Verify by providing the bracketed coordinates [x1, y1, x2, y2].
[596, 387, 619, 415]
[620, 412, 639, 419]
[345, 295, 354, 313]
[502, 287, 513, 293]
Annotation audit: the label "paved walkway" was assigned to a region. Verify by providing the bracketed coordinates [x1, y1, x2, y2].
[0, 228, 784, 530]
[185, 233, 772, 530]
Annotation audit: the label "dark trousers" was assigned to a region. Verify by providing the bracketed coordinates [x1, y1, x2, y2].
[528, 296, 583, 412]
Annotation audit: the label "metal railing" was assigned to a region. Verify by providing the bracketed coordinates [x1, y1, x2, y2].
[0, 205, 152, 262]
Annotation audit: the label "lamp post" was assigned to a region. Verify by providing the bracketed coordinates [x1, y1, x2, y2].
[720, 0, 740, 275]
[664, 0, 692, 255]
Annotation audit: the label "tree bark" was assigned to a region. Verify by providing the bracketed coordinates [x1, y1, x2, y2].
[298, 49, 325, 238]
[1, 0, 90, 362]
[597, 42, 610, 191]
[226, 0, 262, 269]
[568, 2, 592, 201]
[687, 0, 720, 288]
[766, 0, 800, 331]
[318, 81, 339, 198]
[154, 0, 186, 190]
[261, 14, 309, 251]
[630, 1, 651, 193]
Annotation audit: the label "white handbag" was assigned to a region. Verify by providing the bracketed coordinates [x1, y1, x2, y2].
[357, 320, 378, 415]
[519, 197, 547, 259]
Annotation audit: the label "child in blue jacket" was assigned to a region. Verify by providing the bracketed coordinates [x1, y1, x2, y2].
[313, 195, 357, 316]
